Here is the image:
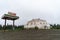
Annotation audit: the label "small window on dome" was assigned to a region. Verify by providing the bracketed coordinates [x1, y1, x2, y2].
[40, 23, 42, 24]
[43, 23, 45, 24]
[31, 22, 33, 25]
[34, 22, 36, 25]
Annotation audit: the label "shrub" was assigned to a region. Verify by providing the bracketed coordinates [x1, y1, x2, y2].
[15, 25, 24, 30]
[3, 25, 6, 30]
[34, 26, 38, 30]
[0, 25, 2, 30]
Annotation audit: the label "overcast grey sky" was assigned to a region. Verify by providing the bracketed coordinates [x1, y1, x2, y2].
[0, 0, 60, 25]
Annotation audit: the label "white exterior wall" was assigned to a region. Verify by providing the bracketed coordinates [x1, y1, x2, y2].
[24, 19, 50, 29]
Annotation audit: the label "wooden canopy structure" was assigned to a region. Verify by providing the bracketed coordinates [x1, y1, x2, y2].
[2, 12, 19, 30]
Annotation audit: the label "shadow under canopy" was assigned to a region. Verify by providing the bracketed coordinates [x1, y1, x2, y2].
[2, 13, 19, 30]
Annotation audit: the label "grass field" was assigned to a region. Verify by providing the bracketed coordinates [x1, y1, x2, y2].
[0, 29, 60, 40]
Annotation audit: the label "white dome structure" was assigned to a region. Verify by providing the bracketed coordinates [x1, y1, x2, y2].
[24, 19, 50, 29]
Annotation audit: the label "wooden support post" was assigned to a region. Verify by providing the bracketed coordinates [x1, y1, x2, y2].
[13, 20, 15, 30]
[4, 19, 7, 32]
[5, 19, 6, 26]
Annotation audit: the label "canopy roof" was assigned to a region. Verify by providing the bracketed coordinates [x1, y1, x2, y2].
[2, 13, 19, 20]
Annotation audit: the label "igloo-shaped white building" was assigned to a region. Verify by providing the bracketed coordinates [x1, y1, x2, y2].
[24, 19, 50, 29]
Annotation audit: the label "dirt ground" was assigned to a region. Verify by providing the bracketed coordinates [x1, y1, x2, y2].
[0, 29, 60, 40]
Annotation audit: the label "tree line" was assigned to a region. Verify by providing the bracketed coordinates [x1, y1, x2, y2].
[0, 24, 60, 30]
[0, 25, 24, 30]
[50, 24, 60, 29]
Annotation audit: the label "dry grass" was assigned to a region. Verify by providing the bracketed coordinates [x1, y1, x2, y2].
[0, 29, 60, 40]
